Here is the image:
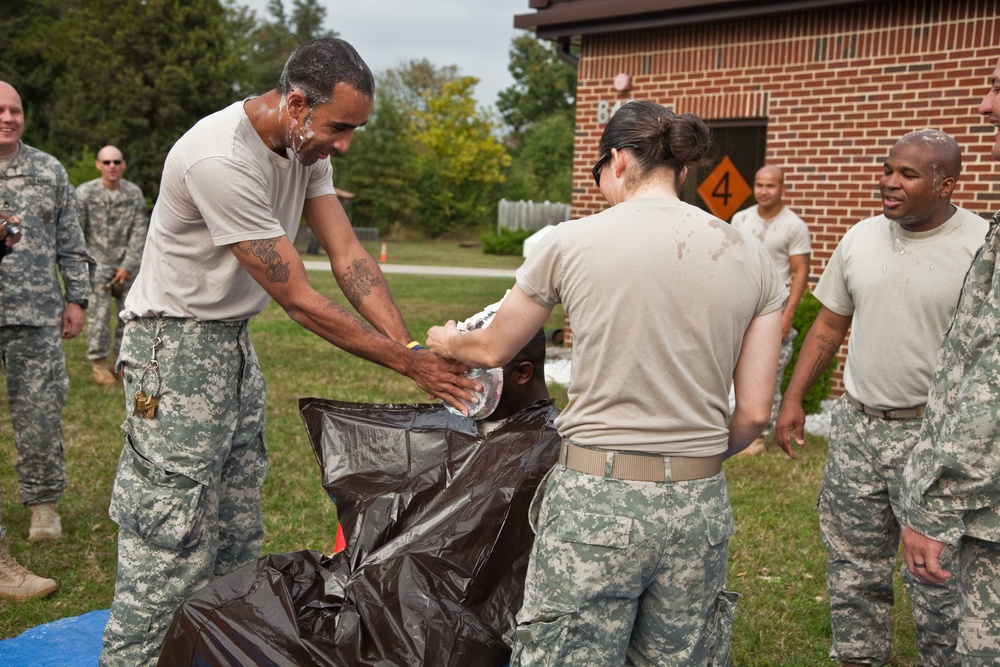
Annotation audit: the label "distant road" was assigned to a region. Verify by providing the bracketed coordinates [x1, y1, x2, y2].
[303, 260, 516, 279]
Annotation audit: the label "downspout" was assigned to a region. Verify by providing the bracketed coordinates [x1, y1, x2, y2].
[556, 37, 579, 68]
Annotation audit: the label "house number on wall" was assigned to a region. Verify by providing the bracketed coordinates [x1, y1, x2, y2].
[596, 99, 630, 125]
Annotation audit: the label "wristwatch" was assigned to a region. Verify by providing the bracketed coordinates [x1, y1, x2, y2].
[68, 299, 88, 309]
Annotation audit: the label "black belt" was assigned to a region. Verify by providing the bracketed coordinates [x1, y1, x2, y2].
[560, 441, 723, 483]
[844, 392, 925, 420]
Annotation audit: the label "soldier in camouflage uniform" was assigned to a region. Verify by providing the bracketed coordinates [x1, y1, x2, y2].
[0, 81, 91, 600]
[901, 57, 1000, 666]
[76, 145, 147, 385]
[99, 40, 475, 667]
[428, 101, 786, 666]
[777, 130, 987, 666]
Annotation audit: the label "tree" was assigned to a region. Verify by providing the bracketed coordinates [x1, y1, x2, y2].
[335, 80, 422, 235]
[339, 62, 507, 238]
[235, 0, 337, 98]
[379, 59, 460, 115]
[0, 0, 75, 146]
[0, 0, 344, 201]
[502, 108, 575, 203]
[412, 77, 510, 236]
[497, 35, 577, 205]
[497, 35, 576, 135]
[45, 0, 248, 201]
[1, 0, 248, 200]
[0, 3, 514, 237]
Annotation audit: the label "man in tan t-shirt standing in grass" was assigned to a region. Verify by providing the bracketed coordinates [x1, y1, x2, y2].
[777, 129, 986, 667]
[732, 165, 811, 455]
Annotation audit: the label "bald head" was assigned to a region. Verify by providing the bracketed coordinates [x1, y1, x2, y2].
[97, 145, 123, 161]
[0, 81, 25, 158]
[0, 81, 19, 100]
[752, 165, 787, 218]
[95, 145, 126, 189]
[881, 129, 962, 232]
[756, 165, 784, 184]
[896, 129, 962, 185]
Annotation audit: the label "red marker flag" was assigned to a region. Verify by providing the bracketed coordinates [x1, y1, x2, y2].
[333, 522, 347, 554]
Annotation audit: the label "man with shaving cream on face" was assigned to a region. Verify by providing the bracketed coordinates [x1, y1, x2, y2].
[100, 39, 476, 667]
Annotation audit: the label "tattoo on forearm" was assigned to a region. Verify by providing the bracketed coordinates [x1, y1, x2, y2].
[805, 333, 840, 387]
[342, 258, 383, 309]
[236, 240, 290, 283]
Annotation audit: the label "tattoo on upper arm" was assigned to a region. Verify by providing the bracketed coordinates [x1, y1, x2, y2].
[342, 258, 382, 308]
[236, 239, 290, 283]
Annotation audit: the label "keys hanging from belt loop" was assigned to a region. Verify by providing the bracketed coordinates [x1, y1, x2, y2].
[134, 335, 162, 419]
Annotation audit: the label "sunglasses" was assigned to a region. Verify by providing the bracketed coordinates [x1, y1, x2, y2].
[101, 160, 123, 166]
[591, 144, 639, 187]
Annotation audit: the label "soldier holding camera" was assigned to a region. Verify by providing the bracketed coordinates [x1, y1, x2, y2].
[0, 80, 91, 601]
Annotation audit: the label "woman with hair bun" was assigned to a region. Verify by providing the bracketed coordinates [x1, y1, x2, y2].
[427, 100, 786, 665]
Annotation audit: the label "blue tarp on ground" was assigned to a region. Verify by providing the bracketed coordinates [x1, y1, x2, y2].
[0, 608, 108, 666]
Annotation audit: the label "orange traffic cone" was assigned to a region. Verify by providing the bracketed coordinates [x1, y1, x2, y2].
[379, 242, 387, 262]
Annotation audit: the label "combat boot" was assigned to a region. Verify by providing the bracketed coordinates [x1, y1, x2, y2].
[737, 435, 766, 457]
[92, 359, 117, 386]
[0, 545, 57, 600]
[28, 502, 61, 541]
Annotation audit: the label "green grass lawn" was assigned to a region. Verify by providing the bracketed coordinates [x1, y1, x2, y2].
[0, 244, 919, 665]
[314, 237, 527, 270]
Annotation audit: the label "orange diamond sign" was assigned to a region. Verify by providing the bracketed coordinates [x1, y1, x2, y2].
[696, 156, 752, 221]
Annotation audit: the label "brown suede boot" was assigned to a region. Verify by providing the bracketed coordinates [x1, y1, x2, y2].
[92, 359, 117, 386]
[737, 435, 766, 456]
[0, 544, 57, 600]
[28, 502, 62, 541]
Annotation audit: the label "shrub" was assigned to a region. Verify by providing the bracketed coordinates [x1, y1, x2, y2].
[785, 290, 838, 414]
[480, 228, 534, 256]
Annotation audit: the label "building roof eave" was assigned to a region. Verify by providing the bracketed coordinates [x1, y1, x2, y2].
[515, 0, 871, 41]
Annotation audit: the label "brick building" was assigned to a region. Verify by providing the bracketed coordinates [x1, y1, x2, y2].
[516, 0, 1000, 389]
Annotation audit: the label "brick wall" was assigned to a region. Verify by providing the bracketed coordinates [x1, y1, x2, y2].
[566, 0, 1000, 392]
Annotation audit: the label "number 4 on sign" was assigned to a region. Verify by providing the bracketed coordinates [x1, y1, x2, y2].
[696, 156, 752, 221]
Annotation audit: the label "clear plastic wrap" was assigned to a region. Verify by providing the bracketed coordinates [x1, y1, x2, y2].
[442, 290, 510, 420]
[444, 365, 504, 419]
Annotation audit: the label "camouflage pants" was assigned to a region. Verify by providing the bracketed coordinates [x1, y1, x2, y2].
[86, 263, 132, 361]
[100, 318, 267, 667]
[0, 325, 68, 539]
[510, 464, 738, 667]
[955, 537, 1000, 665]
[762, 327, 796, 437]
[820, 396, 959, 666]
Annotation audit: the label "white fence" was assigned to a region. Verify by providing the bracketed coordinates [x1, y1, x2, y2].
[497, 199, 571, 233]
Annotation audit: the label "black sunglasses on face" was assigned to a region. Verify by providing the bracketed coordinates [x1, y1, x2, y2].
[101, 160, 123, 166]
[591, 144, 639, 187]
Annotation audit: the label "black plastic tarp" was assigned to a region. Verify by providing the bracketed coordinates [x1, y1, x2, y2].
[158, 398, 561, 666]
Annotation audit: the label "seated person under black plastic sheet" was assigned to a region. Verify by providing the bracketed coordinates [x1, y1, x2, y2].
[157, 328, 559, 667]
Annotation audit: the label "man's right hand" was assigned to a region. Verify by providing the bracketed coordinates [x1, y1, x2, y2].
[776, 399, 806, 459]
[902, 526, 951, 585]
[407, 349, 480, 414]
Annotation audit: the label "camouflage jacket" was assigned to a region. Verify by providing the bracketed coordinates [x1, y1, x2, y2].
[902, 212, 1000, 544]
[76, 177, 147, 271]
[0, 142, 91, 326]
